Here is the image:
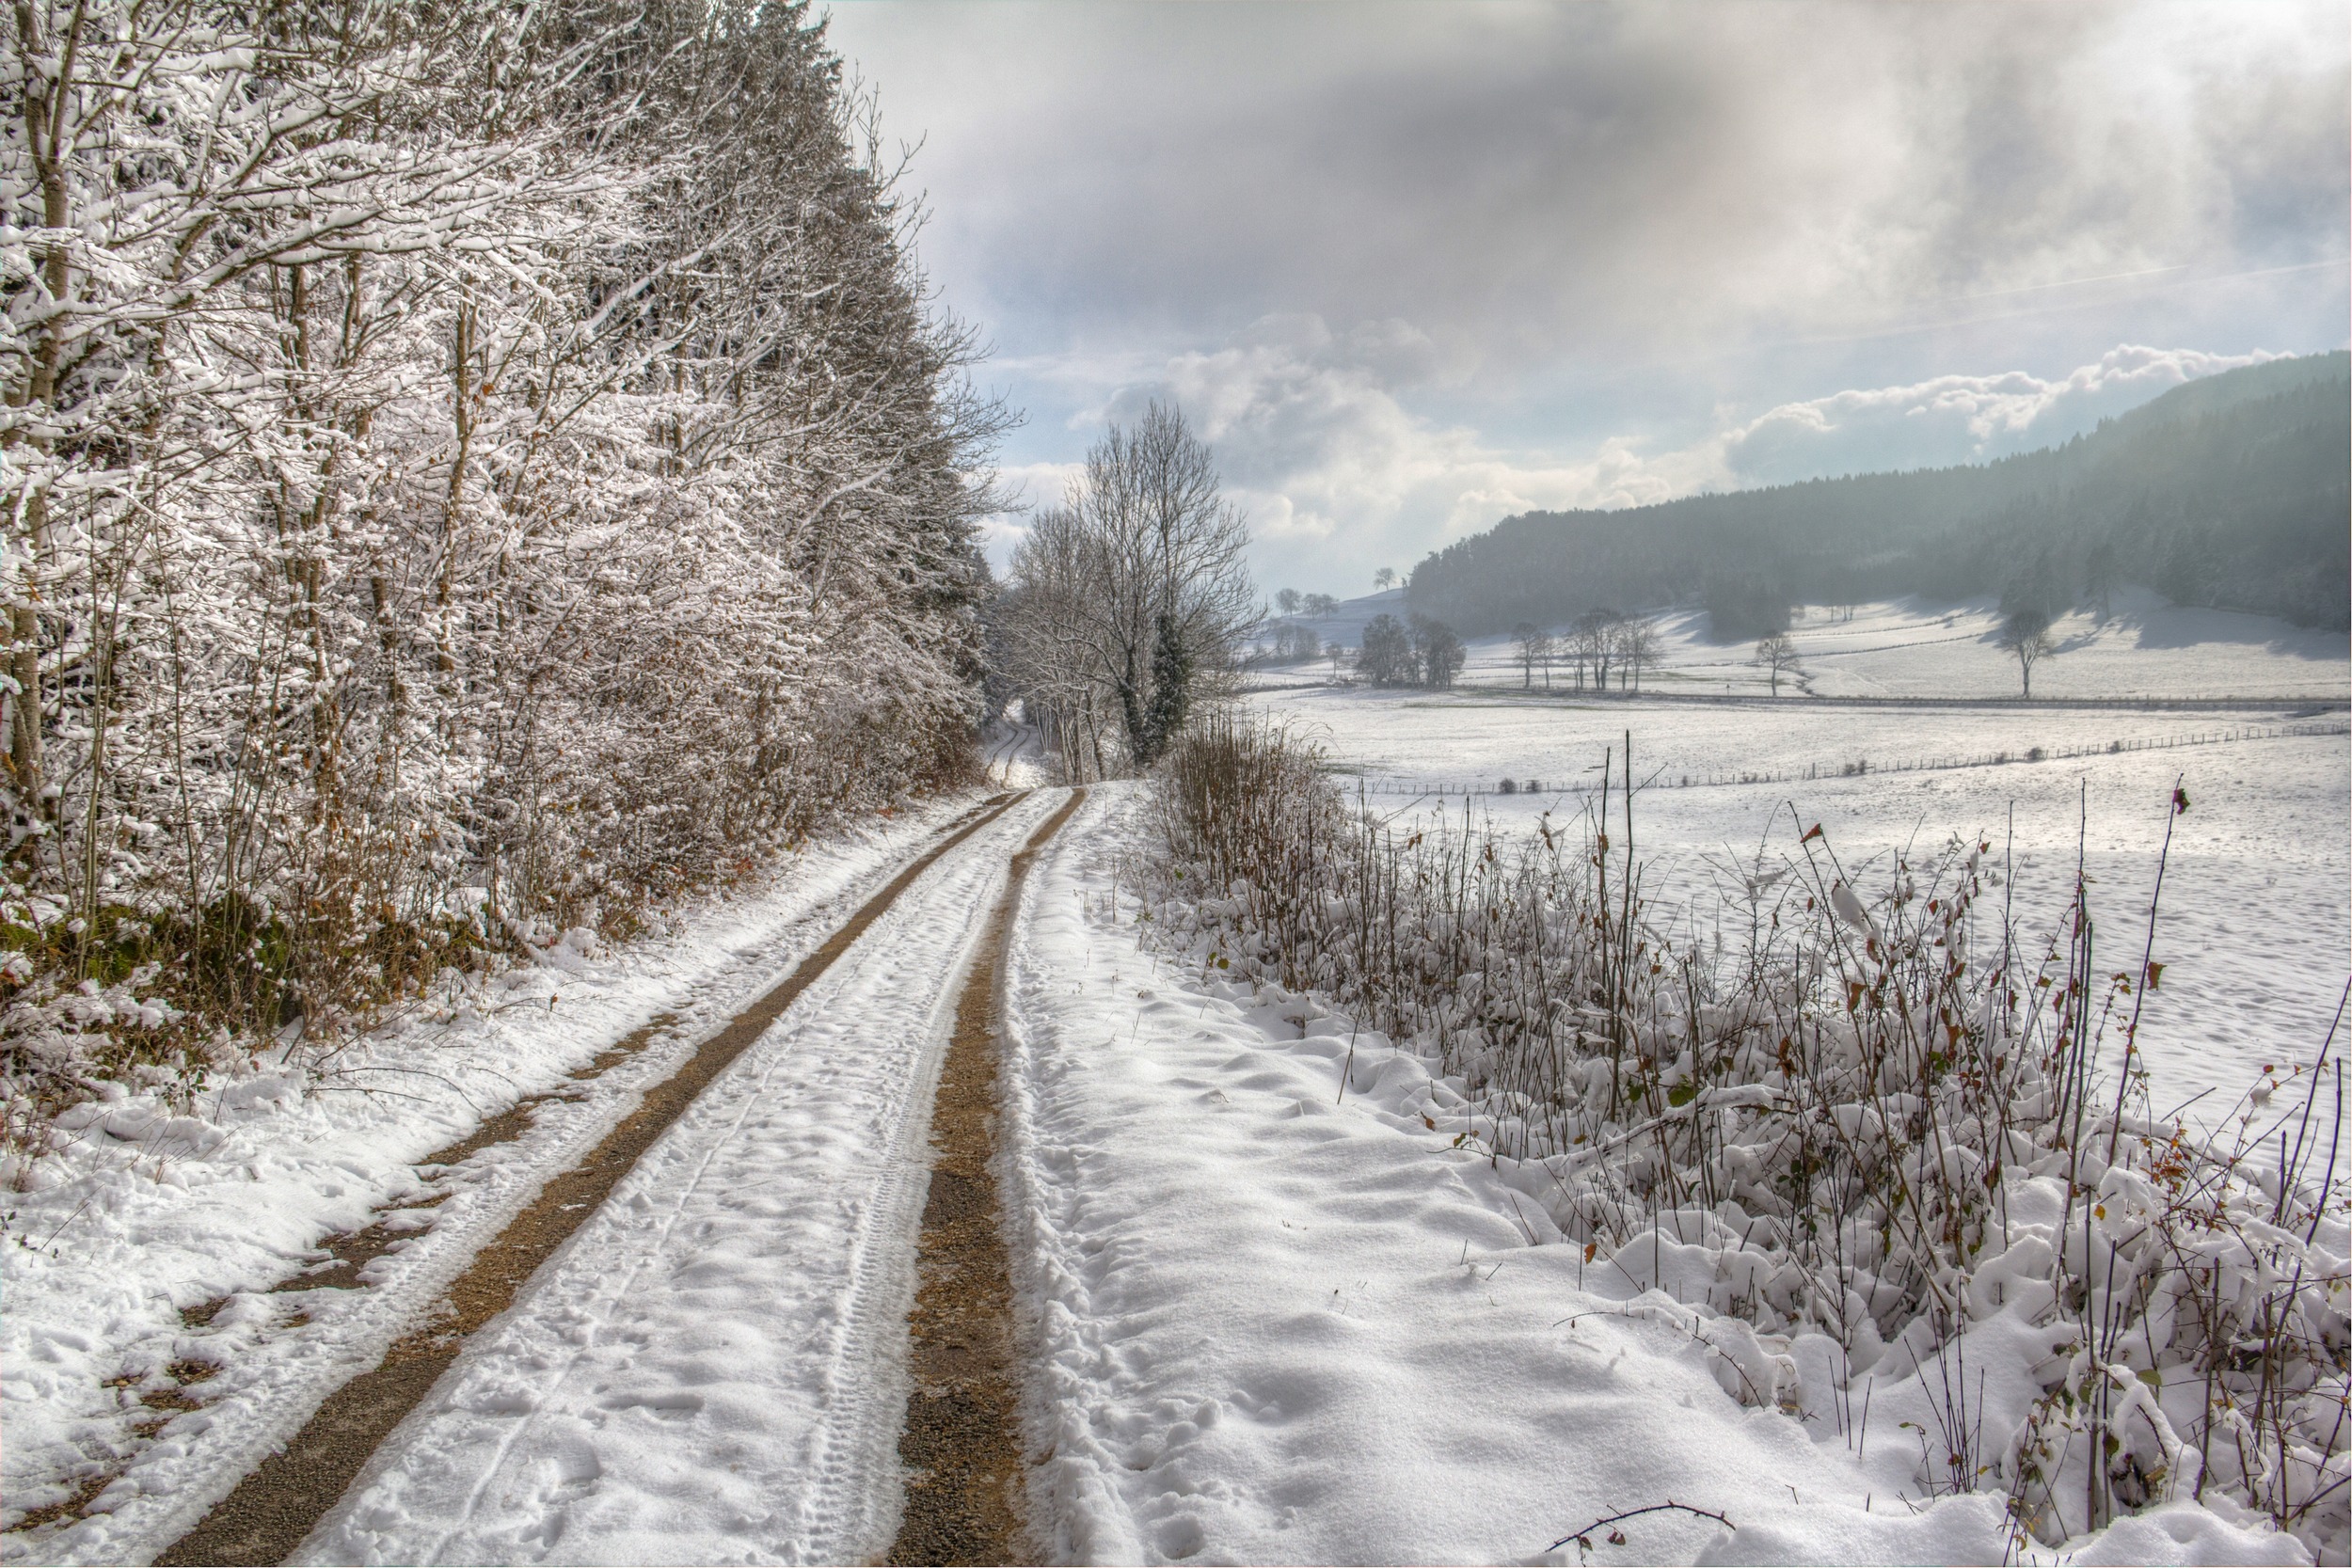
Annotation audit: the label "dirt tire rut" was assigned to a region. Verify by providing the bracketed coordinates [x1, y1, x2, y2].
[889, 788, 1086, 1565]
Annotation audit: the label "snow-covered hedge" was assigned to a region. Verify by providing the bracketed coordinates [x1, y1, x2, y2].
[2, 2, 996, 1144]
[1152, 714, 2347, 1559]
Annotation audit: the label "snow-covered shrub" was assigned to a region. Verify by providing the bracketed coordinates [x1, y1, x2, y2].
[2, 3, 996, 1148]
[1152, 714, 2348, 1557]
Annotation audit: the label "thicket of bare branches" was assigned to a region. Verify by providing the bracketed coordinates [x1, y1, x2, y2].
[1152, 716, 2347, 1557]
[1554, 609, 1663, 691]
[993, 403, 1252, 778]
[1, 1, 1001, 1134]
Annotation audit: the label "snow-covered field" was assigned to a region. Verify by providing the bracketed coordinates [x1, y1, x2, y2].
[1684, 592, 2347, 702]
[1003, 788, 2308, 1565]
[1265, 590, 2350, 703]
[1248, 675, 2349, 1132]
[8, 604, 2344, 1563]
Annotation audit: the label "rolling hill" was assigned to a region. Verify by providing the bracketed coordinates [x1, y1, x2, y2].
[1407, 353, 2351, 638]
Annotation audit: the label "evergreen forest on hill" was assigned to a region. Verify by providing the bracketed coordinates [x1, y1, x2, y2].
[1406, 353, 2352, 639]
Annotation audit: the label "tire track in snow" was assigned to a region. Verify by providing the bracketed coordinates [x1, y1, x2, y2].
[274, 789, 1075, 1564]
[889, 788, 1089, 1566]
[152, 790, 1033, 1567]
[6, 800, 980, 1568]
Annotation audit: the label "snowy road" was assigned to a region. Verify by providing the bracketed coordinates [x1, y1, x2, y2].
[7, 795, 1014, 1567]
[281, 790, 1069, 1564]
[9, 776, 2319, 1566]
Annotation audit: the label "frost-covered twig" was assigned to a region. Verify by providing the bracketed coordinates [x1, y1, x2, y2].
[1547, 1499, 1736, 1554]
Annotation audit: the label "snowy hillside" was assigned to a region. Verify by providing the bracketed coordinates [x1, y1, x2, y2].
[1259, 590, 2348, 703]
[1263, 586, 1411, 647]
[1457, 592, 2350, 702]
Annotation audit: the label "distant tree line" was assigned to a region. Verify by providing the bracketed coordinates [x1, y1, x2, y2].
[1272, 589, 1342, 617]
[1259, 625, 1324, 664]
[1502, 611, 1662, 690]
[1407, 354, 2351, 639]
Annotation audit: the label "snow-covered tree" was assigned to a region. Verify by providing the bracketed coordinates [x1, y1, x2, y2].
[1509, 621, 1549, 689]
[1408, 613, 1463, 689]
[1357, 613, 1413, 686]
[997, 404, 1251, 776]
[1, 0, 1000, 1124]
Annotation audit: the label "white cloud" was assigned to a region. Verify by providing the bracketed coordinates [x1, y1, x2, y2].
[837, 3, 2346, 594]
[836, 5, 2346, 594]
[986, 331, 2294, 594]
[1720, 344, 2284, 482]
[985, 313, 1725, 588]
[833, 3, 2346, 380]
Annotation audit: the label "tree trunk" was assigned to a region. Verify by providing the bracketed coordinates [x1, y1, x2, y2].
[9, 597, 41, 808]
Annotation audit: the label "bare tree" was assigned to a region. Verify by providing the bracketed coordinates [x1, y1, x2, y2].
[1275, 588, 1302, 616]
[1756, 631, 1803, 694]
[995, 514, 1103, 772]
[1573, 609, 1623, 690]
[998, 404, 1253, 770]
[1560, 620, 1590, 690]
[1997, 607, 2058, 697]
[1616, 618, 1663, 690]
[1511, 621, 1551, 689]
[1375, 566, 1396, 592]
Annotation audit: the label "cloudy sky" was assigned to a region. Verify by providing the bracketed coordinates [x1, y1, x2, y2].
[822, 1, 2350, 597]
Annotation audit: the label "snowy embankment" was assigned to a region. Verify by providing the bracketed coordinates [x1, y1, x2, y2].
[1003, 786, 2312, 1565]
[0, 797, 977, 1566]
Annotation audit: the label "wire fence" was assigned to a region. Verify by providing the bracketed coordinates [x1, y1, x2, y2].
[1343, 719, 2352, 800]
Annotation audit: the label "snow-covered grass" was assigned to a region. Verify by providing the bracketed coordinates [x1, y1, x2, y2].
[1005, 784, 2323, 1564]
[1134, 723, 2346, 1557]
[1247, 681, 2349, 1125]
[0, 799, 975, 1565]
